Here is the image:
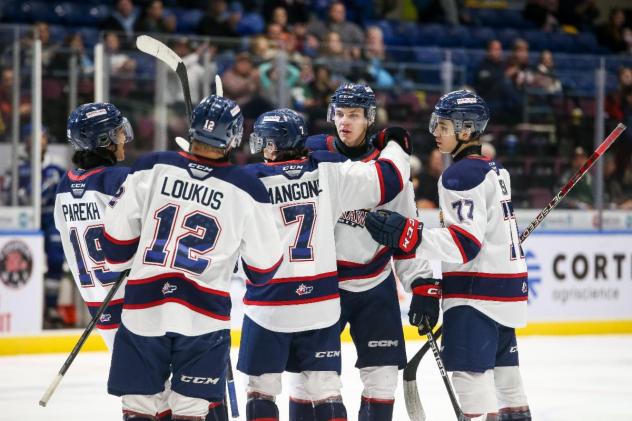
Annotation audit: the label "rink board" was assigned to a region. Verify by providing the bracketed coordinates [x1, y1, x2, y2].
[1, 232, 631, 355]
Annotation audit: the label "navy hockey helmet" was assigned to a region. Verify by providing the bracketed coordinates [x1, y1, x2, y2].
[250, 109, 307, 154]
[67, 102, 133, 151]
[327, 83, 377, 125]
[189, 95, 244, 151]
[429, 90, 489, 139]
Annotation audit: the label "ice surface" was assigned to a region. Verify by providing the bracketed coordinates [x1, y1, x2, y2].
[1, 336, 631, 420]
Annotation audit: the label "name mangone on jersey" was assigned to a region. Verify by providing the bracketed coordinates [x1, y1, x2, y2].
[101, 151, 284, 337]
[242, 142, 411, 333]
[54, 166, 130, 334]
[306, 134, 433, 293]
[416, 156, 528, 328]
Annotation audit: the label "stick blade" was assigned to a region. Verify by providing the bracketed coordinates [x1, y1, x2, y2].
[215, 74, 223, 97]
[136, 35, 181, 72]
[403, 380, 426, 421]
[175, 136, 190, 152]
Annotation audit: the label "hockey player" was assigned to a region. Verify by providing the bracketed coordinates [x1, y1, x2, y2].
[101, 95, 284, 421]
[239, 108, 413, 421]
[3, 124, 66, 326]
[296, 83, 436, 421]
[54, 102, 133, 350]
[365, 90, 532, 420]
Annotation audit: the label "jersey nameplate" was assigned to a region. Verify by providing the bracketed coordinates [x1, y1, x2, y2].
[160, 176, 223, 209]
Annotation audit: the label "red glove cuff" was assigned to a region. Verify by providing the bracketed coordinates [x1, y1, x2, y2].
[412, 283, 442, 298]
[398, 218, 420, 253]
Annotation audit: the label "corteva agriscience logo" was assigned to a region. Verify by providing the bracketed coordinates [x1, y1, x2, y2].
[0, 240, 33, 289]
[525, 249, 541, 304]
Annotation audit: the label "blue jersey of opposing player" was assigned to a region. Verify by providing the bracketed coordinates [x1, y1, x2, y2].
[54, 103, 133, 349]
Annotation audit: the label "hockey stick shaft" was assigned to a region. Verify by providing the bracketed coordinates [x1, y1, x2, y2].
[39, 269, 130, 407]
[422, 317, 466, 421]
[519, 123, 626, 242]
[226, 355, 239, 418]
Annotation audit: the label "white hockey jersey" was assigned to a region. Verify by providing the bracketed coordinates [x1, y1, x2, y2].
[54, 166, 130, 350]
[415, 155, 528, 328]
[102, 151, 284, 337]
[306, 134, 433, 293]
[241, 142, 410, 333]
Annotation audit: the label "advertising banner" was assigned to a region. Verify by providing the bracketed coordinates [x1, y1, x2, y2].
[0, 232, 44, 333]
[522, 233, 632, 322]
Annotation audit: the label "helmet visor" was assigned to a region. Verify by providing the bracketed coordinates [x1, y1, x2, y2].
[428, 113, 439, 135]
[109, 117, 134, 145]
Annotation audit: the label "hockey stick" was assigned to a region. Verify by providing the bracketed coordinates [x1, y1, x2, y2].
[519, 122, 626, 242]
[403, 325, 442, 421]
[226, 356, 239, 418]
[39, 269, 130, 407]
[422, 317, 467, 421]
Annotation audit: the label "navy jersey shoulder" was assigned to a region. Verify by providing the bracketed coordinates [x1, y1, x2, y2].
[57, 166, 130, 197]
[442, 157, 502, 191]
[243, 158, 318, 181]
[310, 150, 348, 165]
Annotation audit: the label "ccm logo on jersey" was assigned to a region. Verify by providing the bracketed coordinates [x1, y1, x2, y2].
[315, 351, 341, 358]
[368, 340, 399, 348]
[180, 375, 219, 385]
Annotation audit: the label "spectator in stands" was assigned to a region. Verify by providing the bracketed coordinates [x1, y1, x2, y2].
[269, 6, 290, 32]
[605, 66, 632, 122]
[258, 58, 300, 107]
[316, 31, 352, 81]
[558, 146, 594, 209]
[476, 39, 522, 124]
[360, 26, 395, 89]
[103, 32, 137, 98]
[530, 50, 562, 94]
[250, 35, 275, 63]
[415, 149, 443, 209]
[100, 0, 140, 43]
[308, 1, 364, 59]
[197, 0, 240, 39]
[33, 22, 59, 71]
[597, 8, 632, 54]
[302, 64, 337, 123]
[265, 22, 291, 53]
[603, 152, 631, 209]
[50, 33, 94, 77]
[262, 0, 310, 25]
[506, 38, 533, 90]
[134, 0, 177, 34]
[523, 0, 559, 31]
[0, 68, 31, 142]
[221, 52, 272, 118]
[169, 38, 212, 106]
[620, 156, 632, 210]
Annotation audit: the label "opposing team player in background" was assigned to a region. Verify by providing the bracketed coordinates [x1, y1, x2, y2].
[238, 108, 412, 421]
[54, 102, 133, 351]
[101, 95, 284, 421]
[298, 83, 437, 421]
[365, 90, 532, 420]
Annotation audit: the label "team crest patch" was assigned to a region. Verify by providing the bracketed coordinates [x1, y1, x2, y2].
[295, 283, 313, 296]
[162, 282, 177, 295]
[100, 313, 111, 323]
[0, 240, 33, 289]
[338, 210, 367, 228]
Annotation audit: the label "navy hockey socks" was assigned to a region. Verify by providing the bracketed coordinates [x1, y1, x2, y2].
[498, 409, 532, 420]
[205, 401, 228, 421]
[313, 398, 347, 421]
[289, 397, 316, 421]
[358, 396, 394, 421]
[246, 396, 279, 421]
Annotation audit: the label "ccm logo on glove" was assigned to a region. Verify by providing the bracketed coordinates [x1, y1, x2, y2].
[399, 218, 420, 253]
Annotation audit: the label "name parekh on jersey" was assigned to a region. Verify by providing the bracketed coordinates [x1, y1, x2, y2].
[160, 177, 223, 209]
[61, 202, 101, 221]
[268, 180, 321, 204]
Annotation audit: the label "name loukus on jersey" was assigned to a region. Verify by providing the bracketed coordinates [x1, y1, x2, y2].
[159, 176, 224, 209]
[61, 202, 101, 221]
[268, 180, 321, 205]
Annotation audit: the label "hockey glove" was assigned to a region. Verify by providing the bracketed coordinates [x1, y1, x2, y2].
[409, 278, 441, 335]
[365, 210, 423, 253]
[373, 127, 413, 155]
